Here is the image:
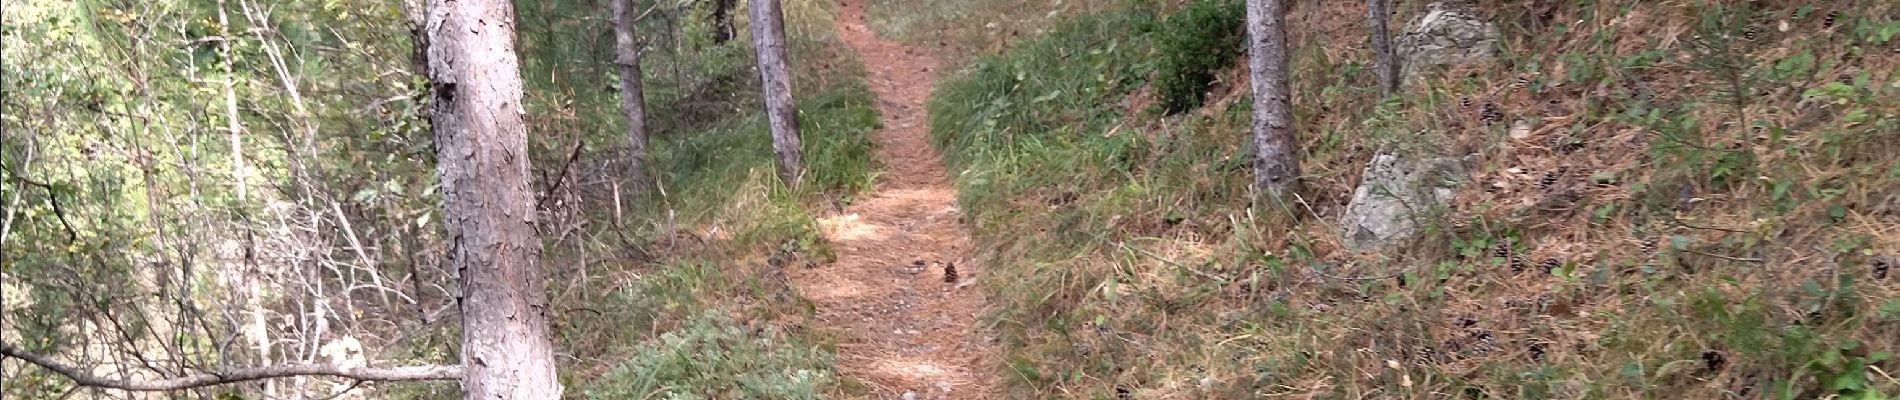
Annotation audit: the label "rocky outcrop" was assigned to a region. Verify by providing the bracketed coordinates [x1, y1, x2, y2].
[1341, 153, 1466, 251]
[1395, 2, 1499, 82]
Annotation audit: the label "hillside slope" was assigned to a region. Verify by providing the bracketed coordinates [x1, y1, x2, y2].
[877, 0, 1899, 398]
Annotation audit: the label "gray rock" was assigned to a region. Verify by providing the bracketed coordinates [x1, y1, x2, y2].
[1508, 119, 1534, 139]
[1395, 2, 1499, 82]
[1341, 153, 1466, 251]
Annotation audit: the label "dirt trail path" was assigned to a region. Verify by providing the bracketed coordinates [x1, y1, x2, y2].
[786, 1, 1001, 399]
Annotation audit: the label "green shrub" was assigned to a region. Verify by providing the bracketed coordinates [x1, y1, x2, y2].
[1152, 0, 1244, 114]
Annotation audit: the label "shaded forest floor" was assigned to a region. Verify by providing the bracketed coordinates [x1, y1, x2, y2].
[787, 0, 1002, 398]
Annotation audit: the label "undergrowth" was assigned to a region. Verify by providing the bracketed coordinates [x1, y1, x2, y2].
[580, 310, 833, 400]
[863, 0, 1133, 67]
[1152, 0, 1245, 114]
[917, 0, 1899, 398]
[544, 0, 880, 398]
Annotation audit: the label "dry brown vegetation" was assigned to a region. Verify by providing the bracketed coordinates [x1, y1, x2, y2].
[899, 0, 1898, 398]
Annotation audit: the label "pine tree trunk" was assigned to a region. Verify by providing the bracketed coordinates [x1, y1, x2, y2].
[1367, 0, 1399, 95]
[422, 0, 561, 398]
[614, 0, 651, 193]
[748, 0, 804, 186]
[1246, 0, 1300, 198]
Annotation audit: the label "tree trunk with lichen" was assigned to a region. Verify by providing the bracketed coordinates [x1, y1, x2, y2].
[748, 0, 803, 186]
[422, 0, 562, 398]
[1246, 0, 1300, 198]
[615, 0, 651, 193]
[1367, 0, 1398, 95]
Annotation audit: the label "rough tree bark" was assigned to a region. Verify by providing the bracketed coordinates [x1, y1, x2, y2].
[1367, 0, 1399, 95]
[748, 0, 804, 186]
[423, 0, 563, 398]
[1246, 0, 1300, 198]
[615, 0, 651, 192]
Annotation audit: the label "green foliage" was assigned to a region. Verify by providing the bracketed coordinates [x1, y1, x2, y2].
[1776, 332, 1895, 400]
[796, 79, 882, 196]
[581, 310, 832, 400]
[929, 7, 1157, 177]
[642, 77, 878, 217]
[861, 0, 1128, 66]
[1151, 0, 1244, 114]
[5, 0, 876, 398]
[550, 1, 877, 396]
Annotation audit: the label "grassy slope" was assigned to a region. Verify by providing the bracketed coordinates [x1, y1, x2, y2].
[545, 1, 882, 398]
[890, 0, 1900, 398]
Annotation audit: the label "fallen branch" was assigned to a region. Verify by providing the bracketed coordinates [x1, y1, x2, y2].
[1668, 217, 1751, 234]
[1, 343, 460, 392]
[1680, 248, 1765, 263]
[1306, 262, 1412, 282]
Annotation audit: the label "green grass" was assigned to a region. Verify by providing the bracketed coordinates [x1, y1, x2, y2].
[552, 1, 882, 398]
[863, 0, 1129, 67]
[920, 0, 1900, 398]
[578, 293, 833, 400]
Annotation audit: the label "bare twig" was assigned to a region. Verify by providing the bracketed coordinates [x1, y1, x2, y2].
[536, 139, 587, 210]
[6, 175, 80, 243]
[0, 142, 36, 244]
[1668, 217, 1750, 234]
[312, 379, 369, 400]
[1680, 248, 1765, 263]
[329, 199, 395, 311]
[1305, 262, 1412, 282]
[1, 343, 460, 392]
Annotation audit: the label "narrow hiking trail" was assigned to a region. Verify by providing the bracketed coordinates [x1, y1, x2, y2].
[786, 1, 1002, 398]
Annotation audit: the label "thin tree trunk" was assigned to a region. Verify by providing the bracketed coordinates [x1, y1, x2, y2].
[614, 0, 651, 193]
[1246, 0, 1300, 198]
[748, 0, 803, 186]
[712, 0, 737, 44]
[213, 4, 272, 396]
[1367, 0, 1398, 95]
[216, 0, 247, 203]
[422, 0, 561, 398]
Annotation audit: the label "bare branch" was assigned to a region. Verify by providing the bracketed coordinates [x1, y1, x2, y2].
[1680, 248, 1766, 263]
[1, 343, 460, 392]
[535, 138, 587, 210]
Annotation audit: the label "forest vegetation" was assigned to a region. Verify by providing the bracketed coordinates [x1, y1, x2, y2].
[2, 0, 1896, 399]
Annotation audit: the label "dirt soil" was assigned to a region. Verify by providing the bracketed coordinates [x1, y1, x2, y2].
[785, 1, 1002, 399]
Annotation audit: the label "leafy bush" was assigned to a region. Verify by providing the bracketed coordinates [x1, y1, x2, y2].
[1152, 0, 1244, 114]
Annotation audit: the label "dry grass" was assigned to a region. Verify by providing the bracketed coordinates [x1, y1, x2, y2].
[914, 0, 1900, 398]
